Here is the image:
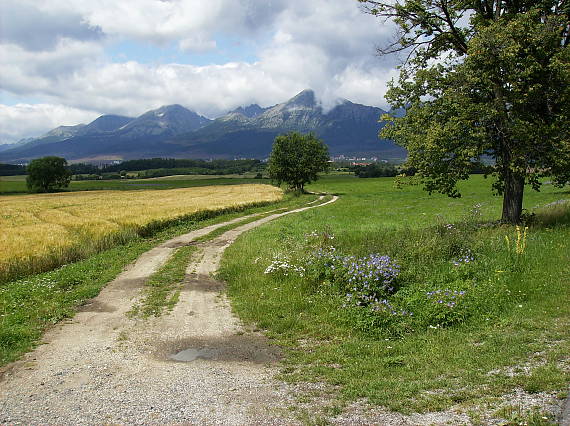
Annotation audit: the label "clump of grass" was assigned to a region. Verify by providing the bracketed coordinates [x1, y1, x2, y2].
[533, 199, 570, 227]
[128, 246, 197, 318]
[495, 404, 557, 426]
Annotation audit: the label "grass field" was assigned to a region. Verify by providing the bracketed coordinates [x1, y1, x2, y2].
[0, 174, 271, 195]
[0, 184, 281, 283]
[219, 174, 570, 421]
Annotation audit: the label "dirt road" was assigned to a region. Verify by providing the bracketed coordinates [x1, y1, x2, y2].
[0, 196, 340, 424]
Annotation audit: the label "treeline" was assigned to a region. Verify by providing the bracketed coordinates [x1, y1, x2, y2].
[351, 163, 398, 178]
[105, 158, 262, 173]
[71, 158, 264, 180]
[70, 158, 261, 173]
[3, 158, 264, 179]
[351, 161, 490, 178]
[0, 163, 26, 176]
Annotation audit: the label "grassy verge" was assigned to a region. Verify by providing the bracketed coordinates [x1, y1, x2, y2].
[0, 240, 153, 366]
[193, 195, 333, 244]
[0, 191, 316, 367]
[219, 175, 570, 419]
[129, 194, 326, 318]
[128, 246, 198, 319]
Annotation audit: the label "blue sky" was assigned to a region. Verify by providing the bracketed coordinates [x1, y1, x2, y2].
[0, 0, 399, 143]
[106, 37, 260, 67]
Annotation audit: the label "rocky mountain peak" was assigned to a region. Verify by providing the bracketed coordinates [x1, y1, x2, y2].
[230, 104, 266, 118]
[284, 89, 317, 108]
[81, 115, 133, 134]
[45, 124, 86, 139]
[119, 104, 211, 137]
[0, 90, 406, 162]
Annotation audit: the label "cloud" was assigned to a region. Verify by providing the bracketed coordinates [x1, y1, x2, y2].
[0, 0, 103, 51]
[39, 0, 285, 51]
[0, 0, 402, 142]
[0, 104, 101, 143]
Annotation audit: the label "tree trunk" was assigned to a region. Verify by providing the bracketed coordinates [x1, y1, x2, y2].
[501, 171, 525, 224]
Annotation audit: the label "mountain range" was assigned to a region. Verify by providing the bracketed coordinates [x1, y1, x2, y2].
[0, 90, 406, 163]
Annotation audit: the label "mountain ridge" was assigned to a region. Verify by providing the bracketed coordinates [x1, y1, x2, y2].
[0, 90, 406, 162]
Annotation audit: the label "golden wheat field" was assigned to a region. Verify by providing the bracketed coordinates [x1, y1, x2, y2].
[0, 184, 282, 281]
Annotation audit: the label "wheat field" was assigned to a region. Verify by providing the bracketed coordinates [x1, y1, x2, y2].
[0, 184, 282, 282]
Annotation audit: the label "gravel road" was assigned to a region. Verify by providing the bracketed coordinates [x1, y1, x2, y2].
[0, 197, 341, 425]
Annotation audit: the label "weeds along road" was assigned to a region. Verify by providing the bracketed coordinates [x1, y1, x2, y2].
[0, 196, 339, 425]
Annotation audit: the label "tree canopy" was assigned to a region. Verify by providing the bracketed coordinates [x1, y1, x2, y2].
[267, 132, 330, 191]
[26, 156, 71, 193]
[359, 0, 570, 223]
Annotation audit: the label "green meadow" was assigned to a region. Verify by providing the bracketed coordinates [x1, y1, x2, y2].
[219, 174, 570, 417]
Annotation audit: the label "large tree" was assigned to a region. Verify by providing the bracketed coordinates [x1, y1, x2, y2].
[267, 132, 330, 192]
[359, 0, 570, 223]
[26, 156, 71, 193]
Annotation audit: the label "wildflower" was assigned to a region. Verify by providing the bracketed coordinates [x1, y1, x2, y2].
[515, 226, 528, 255]
[264, 255, 305, 277]
[452, 249, 475, 266]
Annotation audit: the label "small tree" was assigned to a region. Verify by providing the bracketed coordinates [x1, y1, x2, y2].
[267, 132, 330, 192]
[26, 156, 71, 193]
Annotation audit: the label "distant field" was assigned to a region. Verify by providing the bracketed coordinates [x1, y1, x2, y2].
[0, 184, 281, 282]
[0, 174, 269, 194]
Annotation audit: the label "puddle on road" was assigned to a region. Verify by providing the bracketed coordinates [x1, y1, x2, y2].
[169, 347, 218, 362]
[160, 335, 282, 364]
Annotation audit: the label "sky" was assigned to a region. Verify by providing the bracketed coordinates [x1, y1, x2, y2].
[0, 0, 401, 144]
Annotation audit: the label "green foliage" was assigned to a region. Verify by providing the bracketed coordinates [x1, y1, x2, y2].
[267, 132, 330, 191]
[26, 156, 71, 193]
[352, 163, 398, 178]
[361, 0, 570, 223]
[0, 163, 26, 176]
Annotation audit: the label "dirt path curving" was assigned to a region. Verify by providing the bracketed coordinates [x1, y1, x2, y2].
[0, 196, 339, 425]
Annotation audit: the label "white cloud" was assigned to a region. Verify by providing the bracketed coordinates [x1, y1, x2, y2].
[0, 104, 101, 143]
[0, 39, 104, 95]
[26, 0, 282, 50]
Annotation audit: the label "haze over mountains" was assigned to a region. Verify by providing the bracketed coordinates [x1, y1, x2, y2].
[0, 90, 406, 163]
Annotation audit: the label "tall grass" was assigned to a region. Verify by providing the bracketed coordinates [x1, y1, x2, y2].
[1, 184, 281, 283]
